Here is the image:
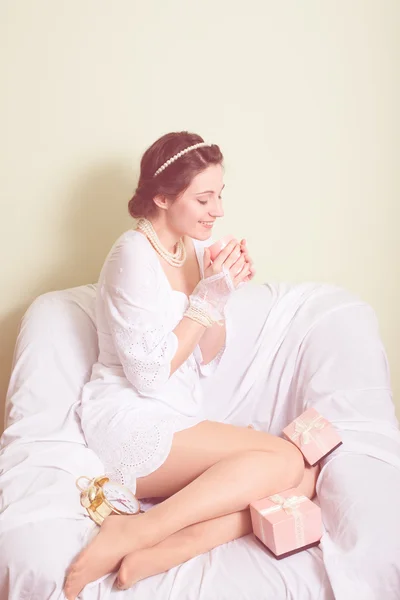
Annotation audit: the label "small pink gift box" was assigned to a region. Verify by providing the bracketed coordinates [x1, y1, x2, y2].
[250, 488, 322, 558]
[282, 407, 342, 466]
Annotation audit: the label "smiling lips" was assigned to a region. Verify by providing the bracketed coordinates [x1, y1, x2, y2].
[199, 221, 214, 227]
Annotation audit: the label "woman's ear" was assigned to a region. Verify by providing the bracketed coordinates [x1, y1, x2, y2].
[153, 194, 169, 211]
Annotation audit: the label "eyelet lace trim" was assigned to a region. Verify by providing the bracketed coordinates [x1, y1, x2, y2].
[86, 414, 189, 491]
[113, 321, 175, 391]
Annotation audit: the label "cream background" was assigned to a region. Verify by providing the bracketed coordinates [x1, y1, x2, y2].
[1, 1, 399, 432]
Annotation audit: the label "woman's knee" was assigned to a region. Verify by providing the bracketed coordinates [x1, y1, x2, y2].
[276, 441, 305, 490]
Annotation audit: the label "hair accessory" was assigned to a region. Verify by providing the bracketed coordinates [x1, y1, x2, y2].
[153, 142, 213, 178]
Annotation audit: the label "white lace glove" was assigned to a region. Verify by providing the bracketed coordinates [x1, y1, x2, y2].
[187, 267, 235, 323]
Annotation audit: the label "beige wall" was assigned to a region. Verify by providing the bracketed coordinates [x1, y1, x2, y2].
[1, 1, 399, 430]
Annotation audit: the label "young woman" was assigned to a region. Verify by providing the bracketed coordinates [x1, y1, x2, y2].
[64, 131, 319, 599]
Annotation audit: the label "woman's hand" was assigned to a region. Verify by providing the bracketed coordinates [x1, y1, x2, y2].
[203, 239, 252, 289]
[239, 239, 256, 282]
[188, 240, 249, 324]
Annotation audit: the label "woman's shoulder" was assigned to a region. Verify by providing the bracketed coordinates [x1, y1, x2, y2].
[108, 228, 153, 257]
[119, 228, 151, 245]
[100, 229, 157, 277]
[99, 229, 165, 298]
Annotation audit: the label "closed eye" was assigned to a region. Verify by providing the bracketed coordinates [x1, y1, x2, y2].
[197, 195, 223, 205]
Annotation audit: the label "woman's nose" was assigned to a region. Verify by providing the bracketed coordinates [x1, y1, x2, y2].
[210, 197, 224, 218]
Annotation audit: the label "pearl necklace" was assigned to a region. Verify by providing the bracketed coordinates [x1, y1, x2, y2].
[136, 218, 187, 267]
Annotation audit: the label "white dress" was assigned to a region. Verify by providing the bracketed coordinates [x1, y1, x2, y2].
[78, 229, 226, 491]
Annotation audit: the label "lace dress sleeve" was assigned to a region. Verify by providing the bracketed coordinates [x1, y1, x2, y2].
[191, 236, 228, 377]
[100, 233, 178, 394]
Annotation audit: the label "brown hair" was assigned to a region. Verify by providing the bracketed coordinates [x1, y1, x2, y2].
[128, 131, 224, 219]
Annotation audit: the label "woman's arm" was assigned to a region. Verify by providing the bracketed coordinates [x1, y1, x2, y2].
[194, 242, 253, 369]
[171, 241, 248, 373]
[193, 242, 252, 368]
[197, 321, 226, 365]
[169, 317, 209, 375]
[103, 235, 246, 392]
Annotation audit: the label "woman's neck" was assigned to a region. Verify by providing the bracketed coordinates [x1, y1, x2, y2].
[148, 217, 183, 253]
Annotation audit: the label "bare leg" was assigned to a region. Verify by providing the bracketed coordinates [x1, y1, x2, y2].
[117, 510, 252, 589]
[64, 422, 304, 599]
[116, 464, 320, 589]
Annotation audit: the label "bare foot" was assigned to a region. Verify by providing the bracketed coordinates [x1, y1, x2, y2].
[116, 529, 200, 590]
[116, 510, 252, 590]
[63, 514, 152, 600]
[116, 547, 163, 590]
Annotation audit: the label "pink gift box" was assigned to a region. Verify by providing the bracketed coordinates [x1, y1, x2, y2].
[282, 407, 342, 466]
[250, 488, 322, 558]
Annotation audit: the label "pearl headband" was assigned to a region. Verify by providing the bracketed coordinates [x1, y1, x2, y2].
[153, 142, 213, 178]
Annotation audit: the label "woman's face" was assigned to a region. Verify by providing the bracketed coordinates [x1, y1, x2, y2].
[166, 163, 225, 240]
